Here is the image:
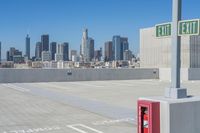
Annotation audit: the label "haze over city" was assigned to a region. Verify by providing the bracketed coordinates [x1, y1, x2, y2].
[0, 0, 200, 59]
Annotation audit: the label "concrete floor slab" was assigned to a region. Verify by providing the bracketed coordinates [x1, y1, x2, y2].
[0, 80, 199, 133]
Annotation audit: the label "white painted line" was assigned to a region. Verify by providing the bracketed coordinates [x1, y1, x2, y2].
[4, 126, 61, 133]
[67, 125, 87, 133]
[92, 118, 135, 126]
[67, 124, 103, 133]
[78, 124, 103, 133]
[2, 84, 30, 92]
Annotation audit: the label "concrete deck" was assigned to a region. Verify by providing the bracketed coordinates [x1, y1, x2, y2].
[0, 80, 200, 133]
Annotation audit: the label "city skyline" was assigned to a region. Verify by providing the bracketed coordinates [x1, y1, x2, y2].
[0, 0, 200, 59]
[2, 31, 131, 62]
[1, 30, 131, 60]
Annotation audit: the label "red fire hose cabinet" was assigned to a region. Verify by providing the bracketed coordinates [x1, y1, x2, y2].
[137, 100, 160, 133]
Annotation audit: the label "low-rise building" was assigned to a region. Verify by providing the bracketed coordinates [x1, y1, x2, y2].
[123, 50, 133, 61]
[55, 53, 63, 62]
[32, 61, 43, 68]
[1, 61, 14, 68]
[14, 63, 29, 68]
[42, 51, 51, 62]
[13, 55, 24, 63]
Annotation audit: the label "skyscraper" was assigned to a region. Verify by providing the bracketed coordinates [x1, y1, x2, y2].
[35, 42, 42, 60]
[81, 29, 88, 56]
[94, 48, 102, 61]
[121, 37, 129, 53]
[62, 42, 69, 61]
[41, 34, 49, 51]
[112, 36, 121, 60]
[88, 38, 94, 61]
[50, 42, 57, 60]
[56, 44, 63, 54]
[81, 28, 90, 62]
[25, 34, 30, 59]
[8, 47, 16, 61]
[112, 36, 129, 60]
[104, 41, 113, 61]
[6, 51, 10, 61]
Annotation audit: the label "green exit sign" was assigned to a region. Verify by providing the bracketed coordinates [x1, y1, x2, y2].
[156, 23, 171, 37]
[179, 19, 200, 36]
[155, 19, 200, 38]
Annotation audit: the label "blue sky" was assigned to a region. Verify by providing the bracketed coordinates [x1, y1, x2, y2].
[0, 0, 200, 59]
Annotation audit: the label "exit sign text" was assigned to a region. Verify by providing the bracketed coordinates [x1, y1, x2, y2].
[156, 23, 171, 37]
[179, 19, 200, 36]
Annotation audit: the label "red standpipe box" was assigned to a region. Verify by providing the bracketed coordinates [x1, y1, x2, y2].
[137, 100, 160, 133]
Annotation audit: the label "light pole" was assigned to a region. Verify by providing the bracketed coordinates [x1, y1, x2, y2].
[165, 0, 187, 99]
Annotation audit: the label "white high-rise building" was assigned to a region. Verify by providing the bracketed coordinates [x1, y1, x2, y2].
[55, 44, 63, 61]
[72, 55, 78, 62]
[70, 50, 77, 61]
[81, 28, 90, 62]
[56, 44, 63, 54]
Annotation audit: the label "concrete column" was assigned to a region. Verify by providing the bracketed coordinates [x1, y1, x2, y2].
[165, 0, 187, 99]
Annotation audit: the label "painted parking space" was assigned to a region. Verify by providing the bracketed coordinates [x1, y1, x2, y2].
[67, 124, 103, 133]
[2, 124, 103, 133]
[0, 82, 137, 133]
[1, 118, 135, 133]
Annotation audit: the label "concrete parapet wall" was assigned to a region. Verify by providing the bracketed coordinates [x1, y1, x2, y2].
[159, 68, 189, 81]
[0, 68, 159, 83]
[159, 68, 200, 81]
[188, 68, 200, 80]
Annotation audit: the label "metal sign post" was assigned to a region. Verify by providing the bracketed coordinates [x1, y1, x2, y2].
[171, 0, 181, 89]
[165, 0, 187, 99]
